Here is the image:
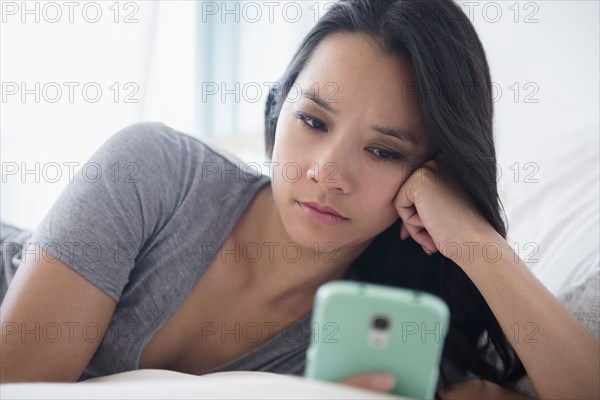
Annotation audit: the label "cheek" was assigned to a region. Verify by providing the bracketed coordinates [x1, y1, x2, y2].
[355, 171, 407, 221]
[270, 122, 308, 204]
[272, 111, 304, 162]
[272, 117, 316, 181]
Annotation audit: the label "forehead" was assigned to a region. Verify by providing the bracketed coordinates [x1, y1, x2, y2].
[294, 33, 422, 118]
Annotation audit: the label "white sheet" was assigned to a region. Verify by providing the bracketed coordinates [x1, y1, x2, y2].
[1, 369, 405, 400]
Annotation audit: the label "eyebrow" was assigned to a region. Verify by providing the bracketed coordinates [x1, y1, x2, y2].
[302, 89, 419, 146]
[372, 125, 419, 146]
[302, 89, 338, 114]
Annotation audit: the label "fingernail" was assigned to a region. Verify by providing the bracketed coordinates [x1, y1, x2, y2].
[369, 373, 396, 391]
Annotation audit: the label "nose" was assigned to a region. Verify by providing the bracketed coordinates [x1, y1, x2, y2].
[306, 140, 356, 193]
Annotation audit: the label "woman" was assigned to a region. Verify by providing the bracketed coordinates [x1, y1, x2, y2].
[1, 0, 598, 398]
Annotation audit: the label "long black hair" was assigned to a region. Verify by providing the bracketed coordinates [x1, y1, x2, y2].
[264, 0, 526, 391]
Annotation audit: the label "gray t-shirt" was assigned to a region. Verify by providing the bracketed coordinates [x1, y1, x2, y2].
[1, 122, 473, 388]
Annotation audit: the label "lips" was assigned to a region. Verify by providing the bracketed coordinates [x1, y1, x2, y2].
[301, 202, 345, 217]
[297, 201, 348, 225]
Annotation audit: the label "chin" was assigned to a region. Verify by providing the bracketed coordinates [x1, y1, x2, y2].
[282, 220, 340, 249]
[281, 215, 375, 258]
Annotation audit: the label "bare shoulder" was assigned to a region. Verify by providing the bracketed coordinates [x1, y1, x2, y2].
[438, 379, 533, 400]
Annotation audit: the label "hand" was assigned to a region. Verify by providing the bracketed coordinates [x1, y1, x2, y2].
[336, 371, 396, 393]
[394, 153, 496, 260]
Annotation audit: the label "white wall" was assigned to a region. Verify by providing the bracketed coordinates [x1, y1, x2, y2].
[466, 0, 599, 152]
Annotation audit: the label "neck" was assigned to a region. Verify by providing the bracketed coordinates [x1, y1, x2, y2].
[234, 184, 370, 311]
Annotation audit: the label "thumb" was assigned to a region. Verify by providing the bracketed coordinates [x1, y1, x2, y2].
[338, 372, 396, 392]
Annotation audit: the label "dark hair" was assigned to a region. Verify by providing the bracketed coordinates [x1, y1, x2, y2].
[264, 0, 526, 392]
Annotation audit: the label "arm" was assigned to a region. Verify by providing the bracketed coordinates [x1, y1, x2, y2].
[438, 378, 534, 399]
[1, 247, 116, 382]
[1, 124, 181, 382]
[395, 155, 600, 399]
[452, 232, 599, 399]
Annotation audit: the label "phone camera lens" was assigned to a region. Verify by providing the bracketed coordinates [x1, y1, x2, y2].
[373, 316, 389, 330]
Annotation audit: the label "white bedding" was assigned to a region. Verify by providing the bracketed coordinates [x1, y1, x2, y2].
[497, 124, 600, 296]
[1, 369, 403, 400]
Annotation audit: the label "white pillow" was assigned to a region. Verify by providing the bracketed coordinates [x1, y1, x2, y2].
[498, 124, 599, 296]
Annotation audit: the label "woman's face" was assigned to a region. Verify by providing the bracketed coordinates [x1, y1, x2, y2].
[271, 33, 436, 252]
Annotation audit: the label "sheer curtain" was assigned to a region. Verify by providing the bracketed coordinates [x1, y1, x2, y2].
[1, 1, 317, 230]
[144, 1, 318, 159]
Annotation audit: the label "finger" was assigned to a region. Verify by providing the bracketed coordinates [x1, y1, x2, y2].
[405, 209, 425, 228]
[399, 209, 430, 246]
[394, 165, 436, 210]
[400, 222, 410, 240]
[395, 197, 422, 227]
[394, 173, 418, 210]
[396, 205, 433, 251]
[403, 221, 437, 255]
[338, 372, 396, 393]
[394, 166, 437, 254]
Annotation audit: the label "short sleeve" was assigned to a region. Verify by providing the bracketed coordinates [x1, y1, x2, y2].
[27, 122, 182, 302]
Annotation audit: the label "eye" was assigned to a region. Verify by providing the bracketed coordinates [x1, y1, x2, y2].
[366, 147, 405, 162]
[296, 112, 327, 131]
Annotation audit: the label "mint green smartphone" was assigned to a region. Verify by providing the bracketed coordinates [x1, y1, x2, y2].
[304, 281, 450, 399]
